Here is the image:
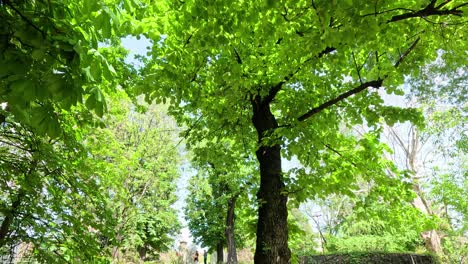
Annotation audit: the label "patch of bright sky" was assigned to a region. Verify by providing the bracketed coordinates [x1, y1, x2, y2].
[173, 157, 196, 246]
[121, 35, 152, 68]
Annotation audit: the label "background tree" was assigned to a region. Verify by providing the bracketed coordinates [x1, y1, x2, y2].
[85, 91, 181, 262]
[299, 59, 467, 260]
[288, 208, 318, 263]
[185, 173, 227, 263]
[1, 71, 182, 263]
[299, 164, 429, 254]
[138, 1, 467, 262]
[185, 139, 258, 263]
[1, 1, 187, 262]
[386, 60, 467, 261]
[1, 1, 168, 262]
[0, 106, 115, 263]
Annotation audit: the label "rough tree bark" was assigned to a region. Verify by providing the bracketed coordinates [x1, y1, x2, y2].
[226, 195, 239, 264]
[251, 94, 291, 264]
[216, 241, 224, 264]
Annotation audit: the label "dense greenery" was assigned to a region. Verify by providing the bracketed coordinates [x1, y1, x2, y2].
[1, 0, 467, 263]
[1, 1, 181, 262]
[0, 93, 181, 262]
[136, 0, 467, 263]
[185, 138, 258, 262]
[0, 107, 113, 262]
[0, 0, 137, 135]
[85, 91, 181, 262]
[300, 61, 467, 262]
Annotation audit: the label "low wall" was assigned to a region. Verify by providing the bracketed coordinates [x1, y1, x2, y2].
[301, 252, 438, 264]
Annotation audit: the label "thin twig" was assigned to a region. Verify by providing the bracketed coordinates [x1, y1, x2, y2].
[394, 36, 420, 68]
[361, 7, 415, 17]
[351, 52, 363, 84]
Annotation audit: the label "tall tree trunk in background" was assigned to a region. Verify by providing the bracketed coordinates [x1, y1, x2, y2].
[216, 242, 224, 264]
[407, 129, 443, 254]
[251, 95, 291, 264]
[226, 195, 239, 264]
[412, 186, 443, 254]
[389, 127, 443, 254]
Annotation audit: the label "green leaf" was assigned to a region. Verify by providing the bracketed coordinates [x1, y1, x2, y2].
[10, 79, 33, 95]
[85, 93, 97, 110]
[32, 48, 46, 60]
[82, 66, 95, 81]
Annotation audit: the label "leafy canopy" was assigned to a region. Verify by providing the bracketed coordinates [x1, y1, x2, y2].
[139, 0, 467, 204]
[0, 0, 146, 137]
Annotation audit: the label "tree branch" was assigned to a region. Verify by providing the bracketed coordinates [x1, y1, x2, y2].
[429, 0, 438, 9]
[389, 1, 466, 22]
[317, 47, 337, 58]
[351, 52, 363, 84]
[183, 33, 193, 48]
[294, 31, 419, 124]
[362, 7, 415, 17]
[394, 36, 420, 67]
[436, 0, 452, 9]
[453, 2, 468, 9]
[261, 46, 336, 105]
[233, 48, 243, 64]
[261, 82, 284, 106]
[3, 0, 46, 38]
[324, 143, 358, 168]
[297, 79, 383, 122]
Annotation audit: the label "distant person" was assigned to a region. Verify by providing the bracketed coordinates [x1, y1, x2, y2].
[203, 250, 208, 264]
[194, 250, 199, 263]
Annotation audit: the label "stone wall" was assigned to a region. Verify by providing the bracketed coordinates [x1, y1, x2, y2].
[301, 253, 438, 264]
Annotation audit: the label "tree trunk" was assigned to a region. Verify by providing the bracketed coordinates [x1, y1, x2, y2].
[138, 245, 147, 261]
[216, 242, 224, 264]
[226, 195, 238, 264]
[112, 235, 121, 260]
[412, 188, 443, 254]
[251, 96, 291, 264]
[390, 127, 443, 255]
[407, 130, 443, 255]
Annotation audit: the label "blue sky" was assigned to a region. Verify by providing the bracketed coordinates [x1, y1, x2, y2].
[121, 35, 152, 68]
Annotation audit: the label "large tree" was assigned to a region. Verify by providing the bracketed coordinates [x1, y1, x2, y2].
[139, 1, 467, 263]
